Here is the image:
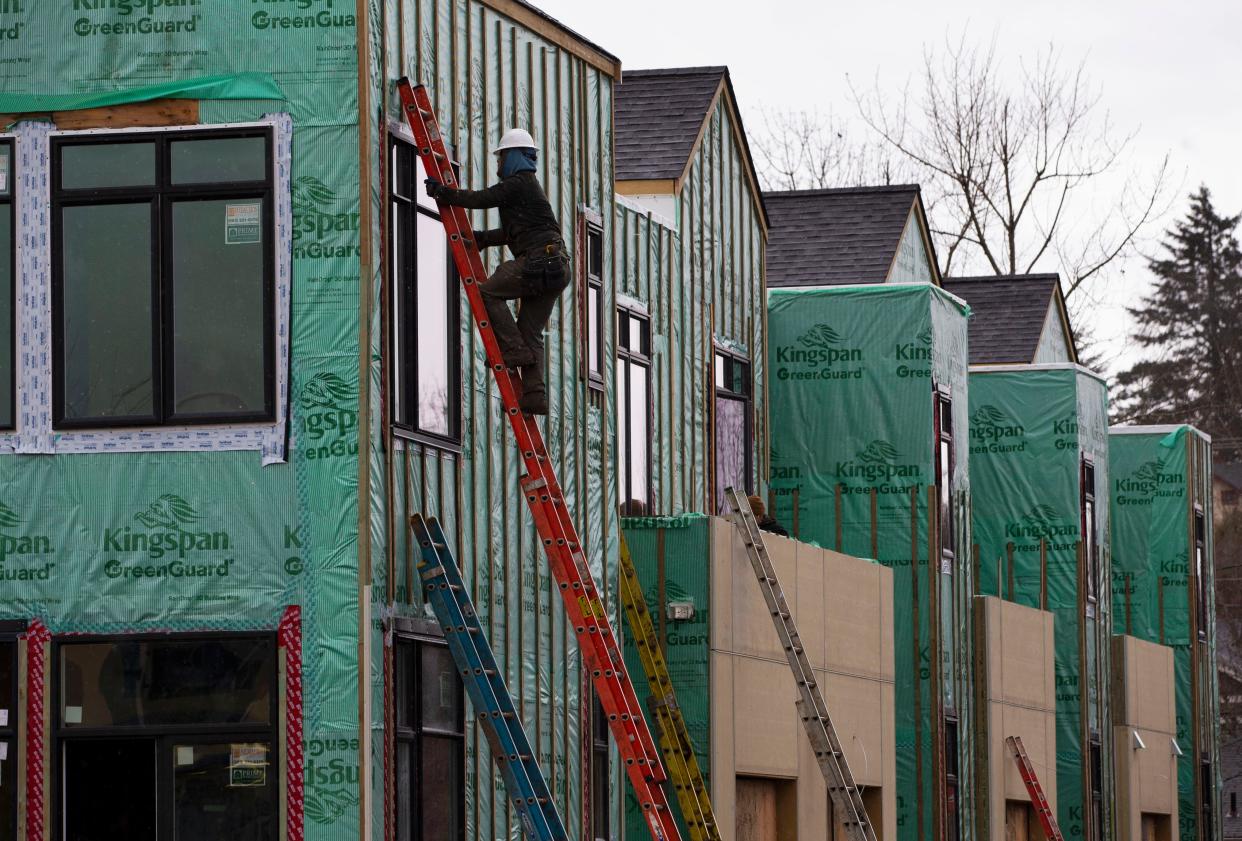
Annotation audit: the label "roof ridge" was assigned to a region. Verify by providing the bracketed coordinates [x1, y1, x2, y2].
[764, 185, 921, 198]
[622, 66, 728, 78]
[945, 273, 1060, 283]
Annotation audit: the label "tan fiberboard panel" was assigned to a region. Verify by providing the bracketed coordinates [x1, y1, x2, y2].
[976, 596, 1057, 841]
[1112, 635, 1178, 839]
[711, 515, 896, 841]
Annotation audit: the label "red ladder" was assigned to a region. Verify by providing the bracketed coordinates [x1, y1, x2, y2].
[1006, 736, 1064, 841]
[396, 79, 680, 841]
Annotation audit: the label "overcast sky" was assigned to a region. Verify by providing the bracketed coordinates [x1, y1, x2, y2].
[534, 0, 1242, 377]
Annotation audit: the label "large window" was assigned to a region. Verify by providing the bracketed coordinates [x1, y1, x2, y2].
[1089, 736, 1103, 841]
[1081, 459, 1099, 615]
[55, 634, 278, 841]
[51, 129, 275, 428]
[1195, 508, 1208, 641]
[934, 388, 955, 572]
[390, 135, 459, 445]
[617, 307, 651, 516]
[591, 697, 610, 841]
[1203, 761, 1215, 841]
[943, 716, 960, 841]
[394, 632, 464, 841]
[1, 139, 12, 431]
[0, 623, 19, 841]
[582, 221, 604, 390]
[714, 349, 752, 514]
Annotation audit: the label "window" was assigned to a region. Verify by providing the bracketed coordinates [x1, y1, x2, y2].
[934, 388, 955, 572]
[591, 697, 609, 840]
[394, 633, 464, 841]
[617, 307, 651, 516]
[1195, 508, 1208, 641]
[1081, 459, 1099, 615]
[1089, 736, 1103, 841]
[714, 350, 752, 514]
[0, 624, 19, 841]
[51, 129, 275, 428]
[583, 222, 604, 390]
[55, 634, 278, 841]
[1, 139, 12, 431]
[390, 135, 460, 445]
[1202, 761, 1215, 840]
[1229, 790, 1236, 819]
[943, 715, 960, 841]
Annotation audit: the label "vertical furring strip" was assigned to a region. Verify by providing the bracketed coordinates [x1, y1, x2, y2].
[24, 619, 50, 841]
[281, 606, 305, 841]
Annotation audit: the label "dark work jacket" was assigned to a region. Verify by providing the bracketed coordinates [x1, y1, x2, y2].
[757, 516, 789, 538]
[437, 171, 562, 259]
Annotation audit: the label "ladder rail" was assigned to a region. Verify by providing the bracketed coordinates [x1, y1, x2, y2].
[397, 80, 680, 841]
[411, 515, 568, 841]
[618, 534, 723, 841]
[724, 487, 878, 841]
[1006, 736, 1064, 841]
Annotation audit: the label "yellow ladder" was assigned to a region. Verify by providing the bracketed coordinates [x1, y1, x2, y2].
[618, 534, 723, 841]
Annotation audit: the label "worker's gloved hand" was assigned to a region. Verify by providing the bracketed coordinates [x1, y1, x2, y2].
[424, 178, 444, 199]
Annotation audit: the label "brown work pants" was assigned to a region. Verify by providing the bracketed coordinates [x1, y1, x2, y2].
[479, 253, 569, 394]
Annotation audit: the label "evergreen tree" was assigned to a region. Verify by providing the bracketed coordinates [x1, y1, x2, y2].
[1117, 186, 1242, 456]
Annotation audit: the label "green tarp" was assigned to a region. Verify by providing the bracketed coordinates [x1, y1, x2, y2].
[767, 283, 974, 841]
[1109, 426, 1220, 841]
[968, 365, 1112, 841]
[0, 73, 284, 114]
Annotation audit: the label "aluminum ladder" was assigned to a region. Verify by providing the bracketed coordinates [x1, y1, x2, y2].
[618, 533, 723, 841]
[410, 514, 568, 841]
[397, 79, 679, 841]
[1006, 736, 1064, 841]
[723, 487, 879, 841]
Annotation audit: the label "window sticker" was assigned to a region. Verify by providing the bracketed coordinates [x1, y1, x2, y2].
[176, 746, 195, 766]
[229, 742, 267, 787]
[64, 705, 82, 724]
[225, 202, 261, 245]
[0, 151, 8, 194]
[0, 709, 7, 727]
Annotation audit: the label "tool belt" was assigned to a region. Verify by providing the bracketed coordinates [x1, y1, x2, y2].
[523, 243, 568, 291]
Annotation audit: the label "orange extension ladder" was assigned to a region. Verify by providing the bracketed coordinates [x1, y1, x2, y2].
[1006, 736, 1065, 841]
[396, 79, 681, 841]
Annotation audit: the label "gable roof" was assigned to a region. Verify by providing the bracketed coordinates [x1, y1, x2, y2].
[484, 0, 621, 78]
[1214, 462, 1242, 491]
[614, 66, 768, 229]
[941, 274, 1077, 365]
[764, 186, 933, 287]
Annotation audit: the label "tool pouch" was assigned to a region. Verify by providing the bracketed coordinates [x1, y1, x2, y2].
[523, 246, 568, 292]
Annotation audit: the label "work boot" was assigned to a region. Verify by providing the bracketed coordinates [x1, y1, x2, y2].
[519, 387, 549, 416]
[503, 346, 538, 369]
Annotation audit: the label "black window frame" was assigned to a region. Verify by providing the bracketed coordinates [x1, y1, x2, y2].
[943, 714, 960, 841]
[590, 696, 609, 840]
[50, 127, 276, 430]
[1204, 761, 1216, 841]
[393, 625, 465, 841]
[617, 306, 652, 516]
[582, 217, 604, 391]
[0, 621, 21, 841]
[1081, 458, 1099, 616]
[933, 385, 955, 574]
[0, 138, 13, 432]
[1089, 735, 1103, 841]
[51, 631, 280, 841]
[1195, 507, 1208, 642]
[713, 348, 753, 514]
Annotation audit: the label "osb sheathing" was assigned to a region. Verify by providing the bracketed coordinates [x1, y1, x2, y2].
[1111, 635, 1178, 841]
[709, 517, 896, 841]
[973, 596, 1057, 841]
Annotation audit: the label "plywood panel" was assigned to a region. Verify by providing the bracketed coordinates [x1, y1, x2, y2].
[824, 551, 887, 680]
[712, 517, 736, 652]
[734, 658, 798, 776]
[795, 540, 826, 669]
[821, 671, 887, 787]
[736, 777, 779, 841]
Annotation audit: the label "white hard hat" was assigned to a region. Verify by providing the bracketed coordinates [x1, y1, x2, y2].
[495, 127, 536, 154]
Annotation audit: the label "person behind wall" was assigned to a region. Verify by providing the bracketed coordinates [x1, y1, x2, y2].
[424, 127, 570, 416]
[748, 494, 789, 537]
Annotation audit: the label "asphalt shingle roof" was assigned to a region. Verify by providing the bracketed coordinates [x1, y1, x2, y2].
[615, 67, 726, 182]
[764, 187, 921, 287]
[941, 274, 1061, 365]
[1214, 462, 1242, 491]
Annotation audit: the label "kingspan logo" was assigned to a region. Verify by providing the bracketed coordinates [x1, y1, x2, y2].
[896, 327, 934, 362]
[102, 495, 233, 579]
[251, 0, 357, 34]
[0, 0, 23, 40]
[835, 439, 922, 491]
[298, 372, 359, 460]
[970, 404, 1026, 453]
[72, 0, 202, 38]
[0, 500, 56, 581]
[1115, 457, 1184, 506]
[292, 176, 362, 260]
[1004, 504, 1078, 541]
[774, 324, 864, 382]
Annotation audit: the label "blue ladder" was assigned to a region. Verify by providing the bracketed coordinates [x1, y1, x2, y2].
[410, 514, 569, 841]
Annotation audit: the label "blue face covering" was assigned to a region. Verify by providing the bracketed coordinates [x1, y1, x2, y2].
[500, 147, 538, 178]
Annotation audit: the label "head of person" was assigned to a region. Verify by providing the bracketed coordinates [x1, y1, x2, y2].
[747, 495, 766, 519]
[495, 127, 538, 178]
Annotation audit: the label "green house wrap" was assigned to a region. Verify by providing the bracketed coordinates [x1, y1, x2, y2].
[1109, 425, 1221, 841]
[968, 364, 1113, 841]
[767, 283, 975, 841]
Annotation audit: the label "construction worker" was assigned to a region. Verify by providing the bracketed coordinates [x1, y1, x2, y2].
[748, 495, 789, 537]
[424, 127, 569, 416]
